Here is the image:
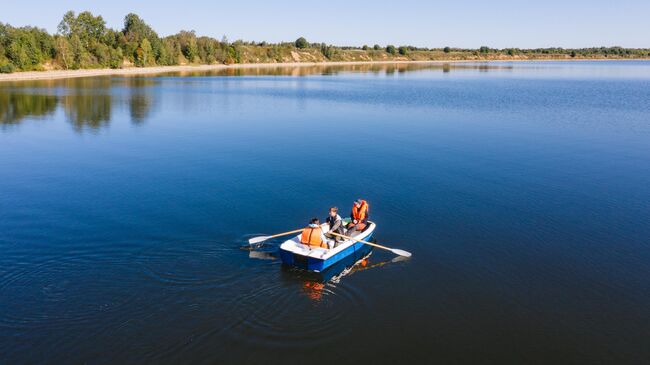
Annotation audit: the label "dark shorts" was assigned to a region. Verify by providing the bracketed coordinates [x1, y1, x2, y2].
[346, 222, 367, 232]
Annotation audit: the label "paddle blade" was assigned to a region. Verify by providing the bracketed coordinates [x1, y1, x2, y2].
[248, 236, 271, 245]
[249, 250, 275, 260]
[390, 255, 410, 263]
[391, 248, 412, 258]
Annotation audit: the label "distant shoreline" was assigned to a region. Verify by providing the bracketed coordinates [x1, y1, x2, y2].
[1, 59, 647, 83]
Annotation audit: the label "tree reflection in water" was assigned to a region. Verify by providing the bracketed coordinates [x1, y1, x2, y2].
[125, 77, 155, 125]
[60, 78, 112, 132]
[0, 92, 58, 126]
[1, 63, 511, 131]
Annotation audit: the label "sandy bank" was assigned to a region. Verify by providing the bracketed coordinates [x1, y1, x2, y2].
[1, 59, 645, 83]
[0, 61, 451, 82]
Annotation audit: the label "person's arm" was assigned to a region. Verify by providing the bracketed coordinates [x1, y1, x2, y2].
[329, 218, 341, 232]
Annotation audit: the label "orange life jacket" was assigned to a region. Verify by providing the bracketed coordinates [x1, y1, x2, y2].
[301, 226, 326, 248]
[352, 200, 369, 222]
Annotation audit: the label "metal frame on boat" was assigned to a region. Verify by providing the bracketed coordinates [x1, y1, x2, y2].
[279, 221, 376, 272]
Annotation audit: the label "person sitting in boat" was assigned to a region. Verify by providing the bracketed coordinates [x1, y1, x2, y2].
[346, 198, 369, 232]
[325, 207, 344, 245]
[301, 217, 329, 249]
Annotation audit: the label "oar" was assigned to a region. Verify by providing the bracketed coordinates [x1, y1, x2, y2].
[248, 228, 304, 245]
[330, 232, 412, 257]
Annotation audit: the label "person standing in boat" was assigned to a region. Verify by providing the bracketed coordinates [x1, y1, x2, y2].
[347, 198, 369, 232]
[300, 218, 329, 249]
[325, 207, 344, 245]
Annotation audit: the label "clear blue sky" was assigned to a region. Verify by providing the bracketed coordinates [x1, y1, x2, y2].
[3, 0, 649, 48]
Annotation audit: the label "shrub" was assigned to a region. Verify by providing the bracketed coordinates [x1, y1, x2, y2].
[320, 43, 335, 59]
[295, 37, 308, 49]
[108, 47, 123, 68]
[398, 46, 408, 55]
[373, 44, 381, 50]
[0, 63, 16, 73]
[386, 45, 396, 55]
[443, 46, 451, 53]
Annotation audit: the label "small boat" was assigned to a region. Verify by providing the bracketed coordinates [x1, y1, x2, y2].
[279, 221, 376, 272]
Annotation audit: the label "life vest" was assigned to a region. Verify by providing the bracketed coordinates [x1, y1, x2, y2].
[301, 225, 326, 248]
[351, 200, 369, 222]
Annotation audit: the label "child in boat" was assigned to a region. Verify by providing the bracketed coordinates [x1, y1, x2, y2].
[325, 207, 344, 245]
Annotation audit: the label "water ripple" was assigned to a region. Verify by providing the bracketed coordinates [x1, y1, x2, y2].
[134, 238, 246, 290]
[0, 251, 143, 332]
[219, 256, 373, 348]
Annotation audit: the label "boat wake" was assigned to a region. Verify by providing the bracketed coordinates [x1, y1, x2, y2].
[328, 251, 373, 284]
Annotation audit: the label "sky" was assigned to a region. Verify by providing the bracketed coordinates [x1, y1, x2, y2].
[2, 0, 649, 48]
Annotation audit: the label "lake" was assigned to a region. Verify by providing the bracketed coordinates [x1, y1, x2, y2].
[1, 61, 649, 364]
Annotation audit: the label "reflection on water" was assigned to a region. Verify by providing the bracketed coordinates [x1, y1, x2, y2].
[127, 78, 155, 125]
[0, 93, 58, 126]
[0, 62, 515, 130]
[280, 246, 408, 302]
[292, 253, 407, 302]
[63, 93, 112, 132]
[246, 241, 396, 302]
[0, 76, 158, 130]
[161, 62, 514, 77]
[60, 78, 112, 132]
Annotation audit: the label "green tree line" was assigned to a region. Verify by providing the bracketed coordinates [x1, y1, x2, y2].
[1, 10, 649, 73]
[0, 11, 246, 72]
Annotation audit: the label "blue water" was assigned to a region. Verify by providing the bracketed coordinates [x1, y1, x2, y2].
[1, 61, 649, 364]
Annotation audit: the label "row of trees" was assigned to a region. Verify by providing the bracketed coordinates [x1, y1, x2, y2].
[296, 37, 411, 57]
[1, 11, 245, 72]
[2, 11, 649, 73]
[0, 23, 54, 72]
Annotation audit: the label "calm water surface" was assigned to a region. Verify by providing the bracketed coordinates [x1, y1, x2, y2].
[1, 61, 649, 364]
